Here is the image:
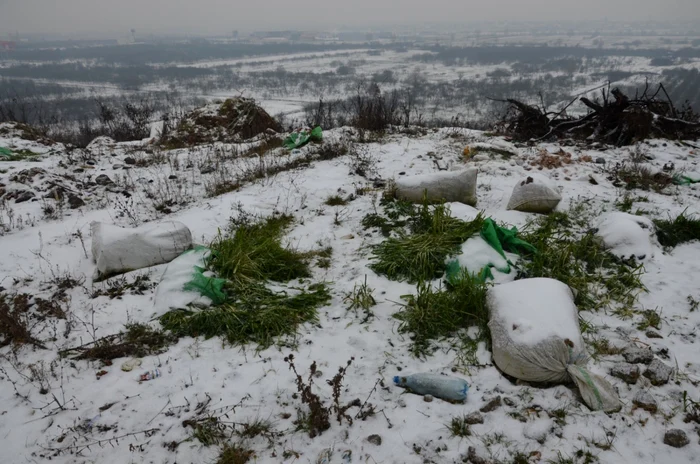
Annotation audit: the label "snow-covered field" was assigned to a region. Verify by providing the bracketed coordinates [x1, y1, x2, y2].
[1, 121, 700, 464]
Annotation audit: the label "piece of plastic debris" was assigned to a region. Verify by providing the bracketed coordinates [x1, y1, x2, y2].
[393, 373, 469, 402]
[121, 358, 143, 372]
[139, 369, 161, 382]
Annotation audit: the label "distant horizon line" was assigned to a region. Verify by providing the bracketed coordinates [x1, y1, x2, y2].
[5, 18, 700, 41]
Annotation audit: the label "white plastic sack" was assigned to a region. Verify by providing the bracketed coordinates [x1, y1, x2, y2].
[488, 278, 621, 412]
[395, 168, 477, 206]
[595, 212, 656, 260]
[506, 175, 561, 213]
[91, 221, 192, 279]
[153, 247, 215, 316]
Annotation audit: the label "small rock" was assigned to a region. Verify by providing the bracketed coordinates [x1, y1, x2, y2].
[340, 234, 355, 240]
[397, 399, 407, 408]
[463, 412, 484, 425]
[112, 164, 123, 170]
[588, 175, 599, 185]
[73, 168, 85, 173]
[399, 171, 406, 175]
[646, 330, 663, 339]
[94, 174, 113, 186]
[663, 429, 689, 448]
[623, 347, 654, 364]
[200, 165, 215, 174]
[644, 359, 673, 386]
[480, 396, 502, 413]
[595, 157, 606, 164]
[503, 397, 516, 407]
[15, 191, 35, 203]
[124, 157, 136, 165]
[168, 175, 178, 180]
[67, 194, 85, 209]
[611, 363, 640, 385]
[367, 434, 382, 446]
[466, 446, 489, 464]
[423, 395, 434, 403]
[633, 390, 657, 413]
[86, 160, 96, 166]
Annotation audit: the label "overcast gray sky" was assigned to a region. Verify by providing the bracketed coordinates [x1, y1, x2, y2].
[1, 0, 699, 37]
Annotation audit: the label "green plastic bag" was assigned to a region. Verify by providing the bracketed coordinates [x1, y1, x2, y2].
[181, 246, 227, 304]
[283, 126, 323, 149]
[673, 174, 700, 186]
[0, 147, 13, 158]
[445, 218, 536, 283]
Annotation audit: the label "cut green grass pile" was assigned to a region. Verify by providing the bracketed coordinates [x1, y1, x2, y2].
[518, 207, 645, 312]
[395, 270, 489, 356]
[159, 214, 330, 349]
[654, 211, 700, 247]
[161, 283, 329, 347]
[209, 214, 311, 287]
[367, 201, 484, 283]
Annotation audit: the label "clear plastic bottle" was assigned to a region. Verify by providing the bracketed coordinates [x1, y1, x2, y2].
[139, 369, 161, 382]
[393, 373, 469, 402]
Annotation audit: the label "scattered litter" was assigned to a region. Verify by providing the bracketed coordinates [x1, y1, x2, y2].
[139, 369, 161, 382]
[121, 358, 143, 372]
[488, 278, 621, 412]
[506, 174, 561, 213]
[395, 168, 478, 206]
[153, 246, 227, 316]
[446, 218, 535, 282]
[91, 221, 193, 280]
[393, 373, 469, 403]
[283, 126, 322, 149]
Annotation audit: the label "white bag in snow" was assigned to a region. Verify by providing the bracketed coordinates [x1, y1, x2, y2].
[91, 221, 193, 279]
[595, 212, 656, 260]
[153, 247, 215, 316]
[506, 175, 561, 213]
[395, 168, 478, 206]
[488, 278, 621, 412]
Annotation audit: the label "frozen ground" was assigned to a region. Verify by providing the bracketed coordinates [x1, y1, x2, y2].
[1, 123, 700, 463]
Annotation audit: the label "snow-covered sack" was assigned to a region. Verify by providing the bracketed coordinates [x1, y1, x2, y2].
[395, 168, 477, 206]
[153, 247, 217, 316]
[91, 221, 193, 279]
[506, 175, 561, 213]
[595, 212, 656, 260]
[488, 278, 621, 412]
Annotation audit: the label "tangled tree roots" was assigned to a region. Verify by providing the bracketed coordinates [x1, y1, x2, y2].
[495, 83, 700, 146]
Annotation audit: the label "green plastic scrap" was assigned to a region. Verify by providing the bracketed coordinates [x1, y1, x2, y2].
[180, 246, 227, 304]
[446, 218, 536, 283]
[283, 126, 323, 149]
[0, 147, 13, 157]
[673, 174, 700, 186]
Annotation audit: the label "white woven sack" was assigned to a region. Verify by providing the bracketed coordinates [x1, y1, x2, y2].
[506, 175, 561, 213]
[91, 221, 192, 279]
[488, 278, 621, 412]
[395, 168, 477, 206]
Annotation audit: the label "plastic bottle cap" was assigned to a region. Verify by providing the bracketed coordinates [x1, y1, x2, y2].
[393, 376, 401, 385]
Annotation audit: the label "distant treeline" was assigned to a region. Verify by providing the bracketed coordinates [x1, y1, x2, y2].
[6, 42, 372, 65]
[412, 45, 700, 66]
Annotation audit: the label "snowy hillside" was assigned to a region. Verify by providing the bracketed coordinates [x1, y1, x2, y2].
[1, 120, 700, 464]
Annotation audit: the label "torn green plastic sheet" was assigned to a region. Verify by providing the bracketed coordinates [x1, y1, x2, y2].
[674, 174, 700, 186]
[283, 126, 322, 149]
[446, 218, 536, 283]
[0, 147, 13, 158]
[181, 246, 227, 304]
